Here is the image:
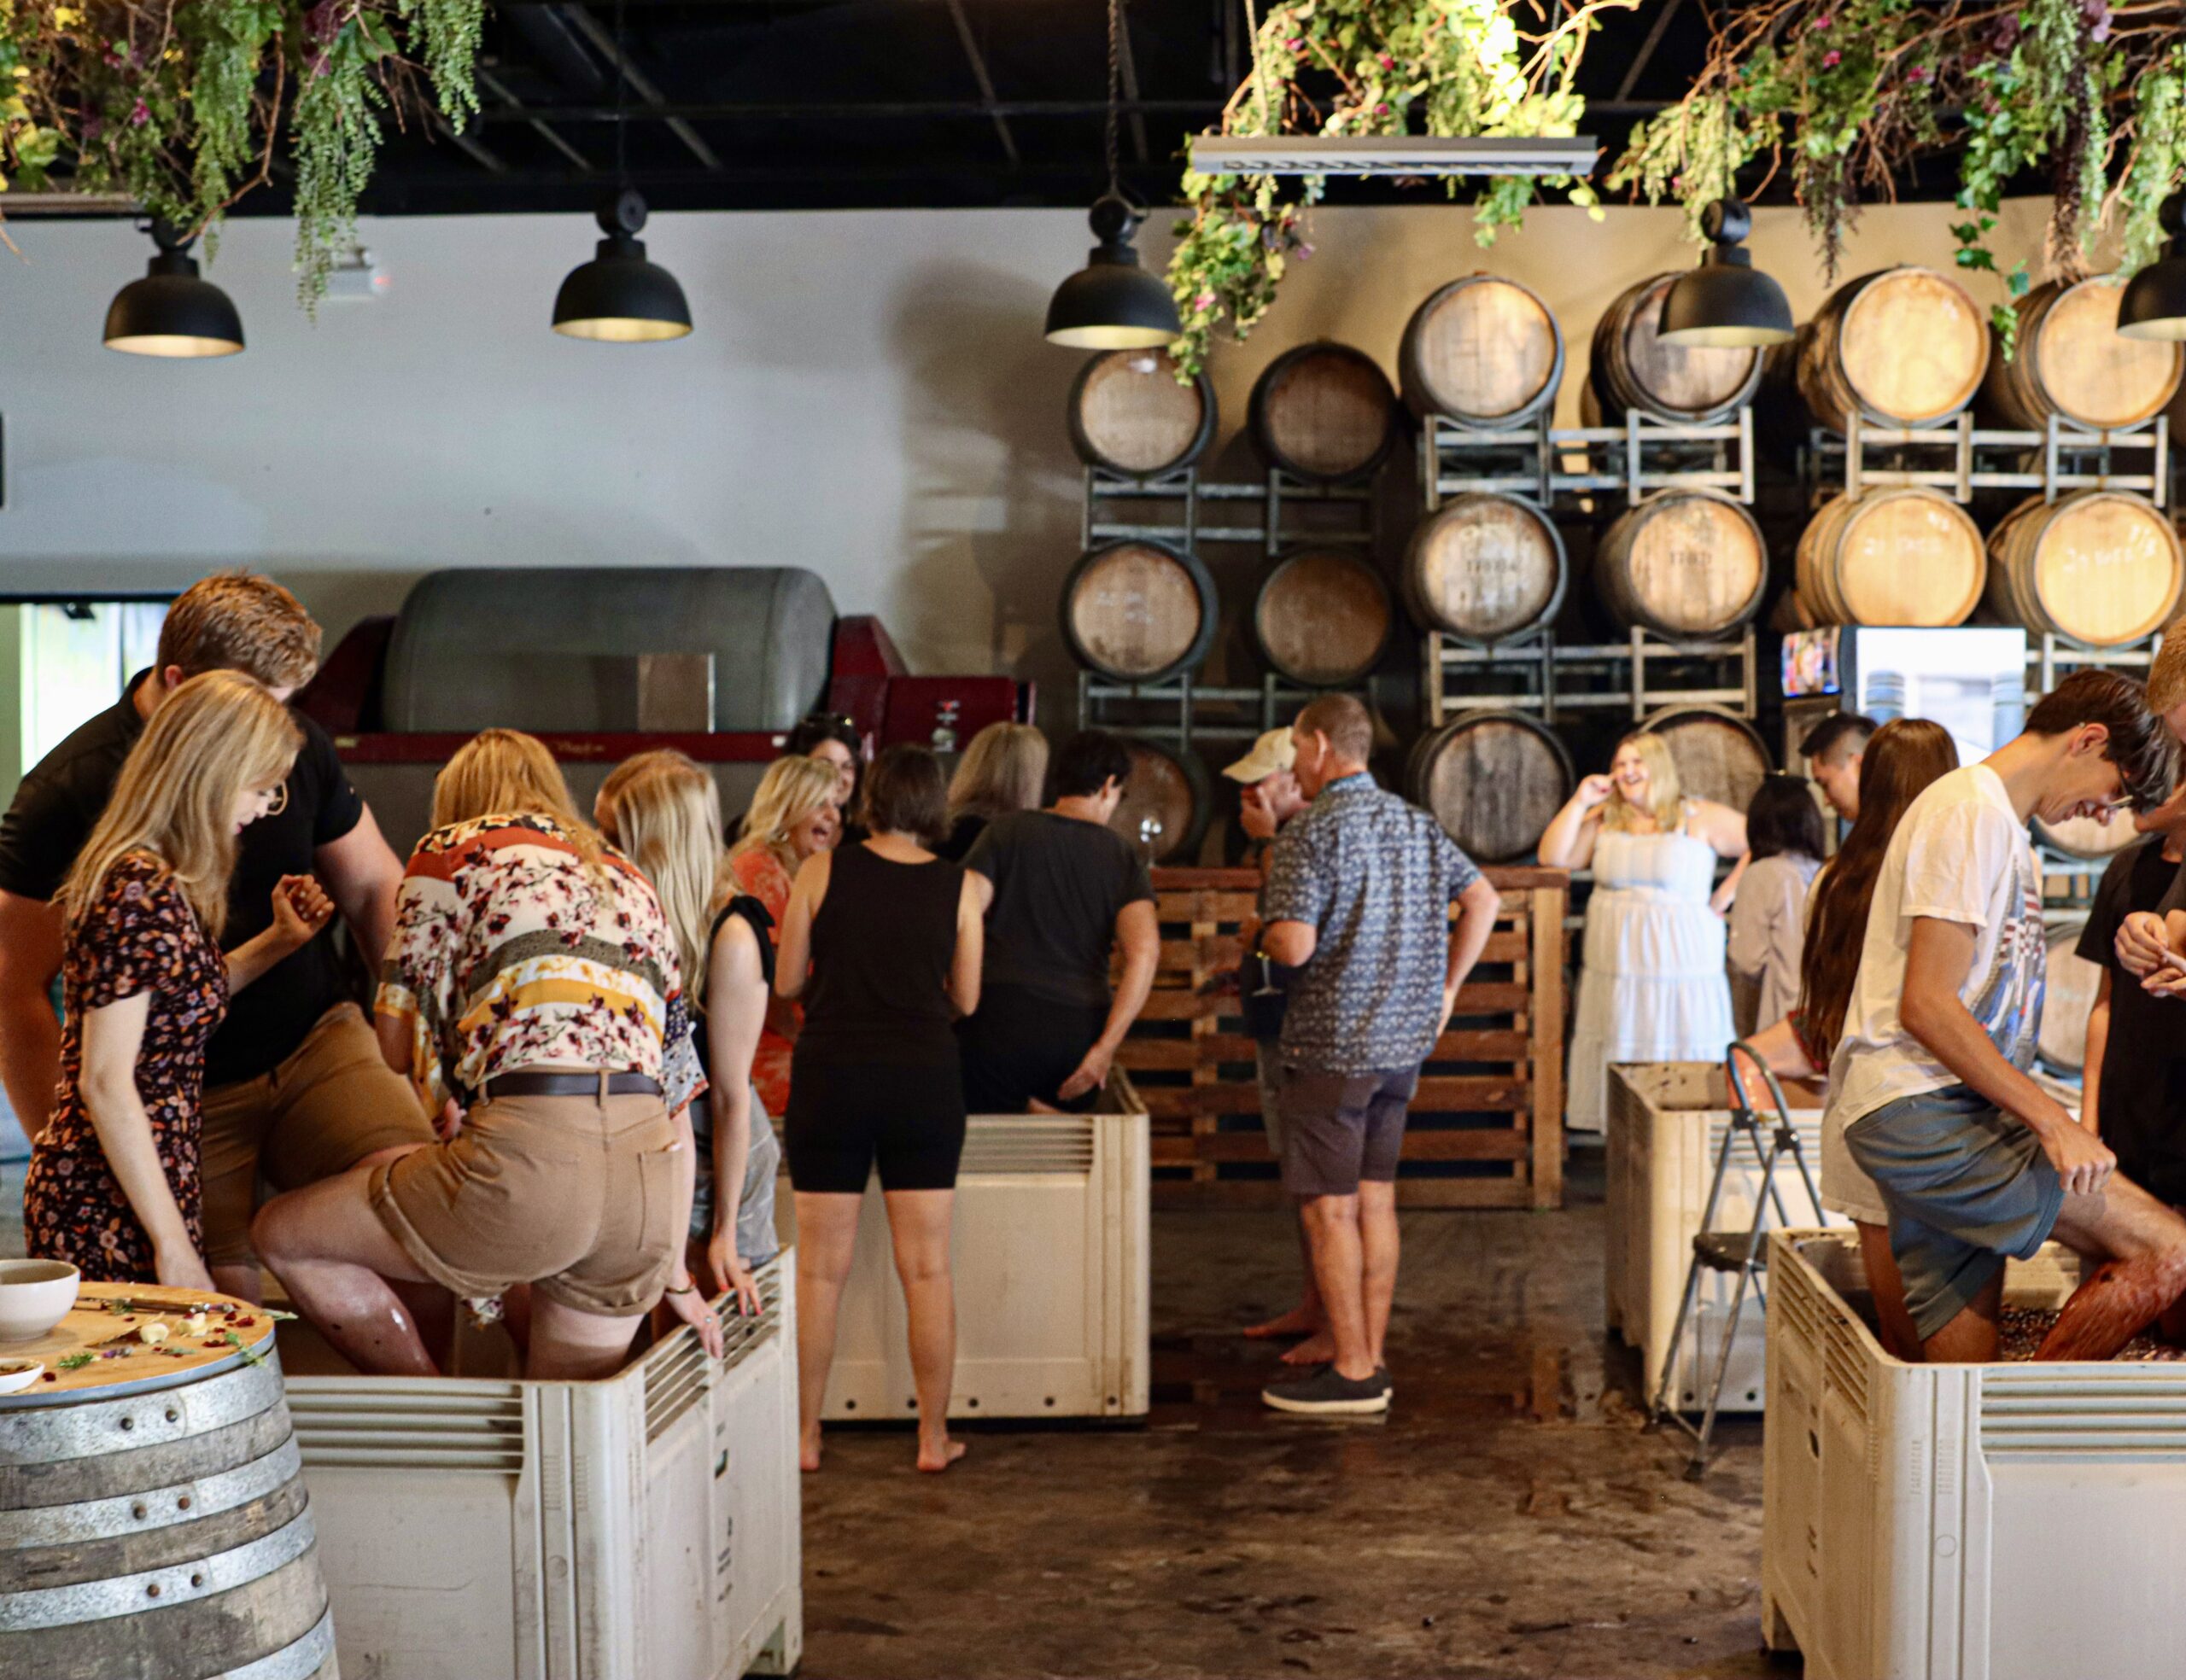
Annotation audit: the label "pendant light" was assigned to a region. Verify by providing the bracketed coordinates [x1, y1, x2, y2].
[2119, 196, 2186, 341]
[103, 222, 244, 358]
[1658, 197, 1794, 349]
[1044, 0, 1178, 349]
[552, 0, 691, 341]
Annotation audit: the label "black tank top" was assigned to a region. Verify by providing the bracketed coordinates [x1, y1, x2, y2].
[797, 842, 963, 1066]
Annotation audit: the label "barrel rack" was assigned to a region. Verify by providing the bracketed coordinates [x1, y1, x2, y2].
[1803, 412, 2170, 505]
[1419, 409, 1756, 510]
[1421, 626, 1760, 729]
[1076, 668, 1362, 748]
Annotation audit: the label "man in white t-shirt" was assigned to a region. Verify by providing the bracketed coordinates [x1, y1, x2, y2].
[1836, 671, 2186, 1362]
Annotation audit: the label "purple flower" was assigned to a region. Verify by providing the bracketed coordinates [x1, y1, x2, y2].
[128, 98, 149, 126]
[1821, 49, 1841, 67]
[1375, 101, 1389, 114]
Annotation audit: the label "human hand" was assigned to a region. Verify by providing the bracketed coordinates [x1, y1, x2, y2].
[1239, 785, 1279, 842]
[1577, 773, 1614, 808]
[2142, 948, 2186, 999]
[271, 874, 336, 949]
[1057, 1041, 1114, 1104]
[435, 1098, 466, 1142]
[663, 1277, 727, 1358]
[1435, 986, 1459, 1044]
[704, 1228, 763, 1318]
[2117, 911, 2175, 979]
[155, 1241, 217, 1294]
[2037, 1112, 2117, 1198]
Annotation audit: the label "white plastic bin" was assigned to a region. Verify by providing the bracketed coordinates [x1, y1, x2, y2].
[283, 1254, 801, 1680]
[1764, 1231, 2186, 1680]
[1605, 1063, 1840, 1413]
[782, 1087, 1149, 1422]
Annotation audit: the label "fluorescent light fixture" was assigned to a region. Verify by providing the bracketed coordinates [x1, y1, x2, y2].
[1188, 133, 1599, 178]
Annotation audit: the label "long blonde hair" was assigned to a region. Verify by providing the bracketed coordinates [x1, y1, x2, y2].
[732, 755, 839, 877]
[1603, 732, 1684, 834]
[432, 729, 608, 878]
[60, 670, 301, 942]
[597, 750, 726, 1005]
[947, 722, 1048, 825]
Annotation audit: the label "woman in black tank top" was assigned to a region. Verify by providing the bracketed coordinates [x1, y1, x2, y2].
[775, 745, 983, 1475]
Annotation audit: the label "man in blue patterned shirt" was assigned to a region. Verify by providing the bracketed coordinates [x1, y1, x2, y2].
[1257, 695, 1500, 1415]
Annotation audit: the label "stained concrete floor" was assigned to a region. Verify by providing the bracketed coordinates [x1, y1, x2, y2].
[798, 1164, 1780, 1680]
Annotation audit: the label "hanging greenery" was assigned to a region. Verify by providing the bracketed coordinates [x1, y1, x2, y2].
[0, 1, 484, 306]
[1166, 0, 1634, 374]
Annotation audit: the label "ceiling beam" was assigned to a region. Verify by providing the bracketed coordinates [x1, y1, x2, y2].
[1614, 0, 1684, 102]
[472, 96, 1231, 122]
[560, 3, 725, 168]
[476, 66, 595, 170]
[944, 0, 1020, 166]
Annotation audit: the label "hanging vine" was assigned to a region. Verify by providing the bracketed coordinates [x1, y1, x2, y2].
[0, 1, 485, 306]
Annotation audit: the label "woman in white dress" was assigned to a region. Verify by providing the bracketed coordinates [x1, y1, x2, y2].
[1539, 732, 1748, 1132]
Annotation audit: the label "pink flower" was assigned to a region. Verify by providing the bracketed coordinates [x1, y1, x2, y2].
[1908, 64, 1931, 83]
[1376, 102, 1389, 114]
[1378, 52, 1394, 70]
[1813, 13, 1832, 27]
[1195, 290, 1217, 312]
[129, 97, 149, 126]
[1821, 49, 1841, 67]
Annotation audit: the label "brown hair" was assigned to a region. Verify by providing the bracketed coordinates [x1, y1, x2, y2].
[2025, 668, 2177, 810]
[1795, 718, 1960, 1065]
[156, 571, 322, 690]
[2149, 615, 2186, 716]
[947, 722, 1048, 824]
[1293, 694, 1373, 765]
[431, 729, 609, 879]
[597, 750, 728, 1006]
[862, 744, 949, 842]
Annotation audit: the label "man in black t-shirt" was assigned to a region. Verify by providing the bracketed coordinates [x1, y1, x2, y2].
[0, 573, 432, 1299]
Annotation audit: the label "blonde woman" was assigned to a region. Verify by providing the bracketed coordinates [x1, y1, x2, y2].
[597, 750, 775, 1320]
[1538, 731, 1749, 1131]
[938, 721, 1048, 862]
[254, 729, 720, 1379]
[728, 755, 842, 1119]
[25, 672, 333, 1286]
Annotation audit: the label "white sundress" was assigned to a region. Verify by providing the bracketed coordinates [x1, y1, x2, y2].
[1565, 811, 1736, 1132]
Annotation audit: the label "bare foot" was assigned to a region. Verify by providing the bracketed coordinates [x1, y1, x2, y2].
[916, 1434, 968, 1473]
[1280, 1330, 1336, 1366]
[1243, 1306, 1323, 1340]
[799, 1422, 823, 1473]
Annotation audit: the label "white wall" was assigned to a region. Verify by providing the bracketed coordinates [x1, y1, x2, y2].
[0, 195, 2055, 715]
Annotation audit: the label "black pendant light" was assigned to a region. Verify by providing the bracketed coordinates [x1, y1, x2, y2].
[103, 222, 244, 359]
[1659, 197, 1794, 349]
[552, 0, 691, 341]
[1044, 0, 1178, 349]
[2119, 196, 2186, 341]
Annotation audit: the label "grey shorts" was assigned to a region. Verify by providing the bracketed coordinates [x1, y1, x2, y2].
[690, 1083, 782, 1267]
[1255, 1039, 1286, 1162]
[1277, 1065, 1418, 1199]
[1844, 1083, 2066, 1343]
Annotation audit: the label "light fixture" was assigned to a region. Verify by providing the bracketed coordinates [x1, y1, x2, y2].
[1659, 197, 1795, 349]
[1045, 0, 1178, 349]
[551, 0, 691, 341]
[2119, 195, 2186, 341]
[1187, 134, 1600, 178]
[102, 222, 244, 359]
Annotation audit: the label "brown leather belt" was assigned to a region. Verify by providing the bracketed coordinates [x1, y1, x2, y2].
[481, 1071, 663, 1100]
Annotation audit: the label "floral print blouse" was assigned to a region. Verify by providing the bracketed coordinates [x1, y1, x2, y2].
[377, 814, 704, 1117]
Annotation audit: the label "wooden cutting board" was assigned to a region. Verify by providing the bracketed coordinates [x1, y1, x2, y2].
[0, 1281, 278, 1401]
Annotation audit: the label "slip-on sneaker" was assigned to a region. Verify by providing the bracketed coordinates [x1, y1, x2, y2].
[1261, 1365, 1392, 1415]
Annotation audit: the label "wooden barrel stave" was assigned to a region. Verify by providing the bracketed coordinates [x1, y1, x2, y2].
[1588, 273, 1763, 425]
[1796, 267, 1989, 433]
[1405, 710, 1574, 863]
[1067, 348, 1219, 477]
[1594, 490, 1768, 639]
[1060, 540, 1219, 685]
[1248, 342, 1399, 482]
[1401, 493, 1567, 646]
[1400, 276, 1564, 427]
[1985, 489, 2184, 649]
[1795, 489, 1987, 627]
[1111, 738, 1212, 863]
[1641, 706, 1773, 813]
[1983, 277, 2184, 432]
[2038, 919, 2101, 1075]
[1251, 550, 1392, 687]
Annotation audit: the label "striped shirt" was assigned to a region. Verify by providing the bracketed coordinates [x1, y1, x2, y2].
[377, 813, 703, 1116]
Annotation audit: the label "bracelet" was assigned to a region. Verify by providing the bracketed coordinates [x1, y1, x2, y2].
[664, 1282, 694, 1296]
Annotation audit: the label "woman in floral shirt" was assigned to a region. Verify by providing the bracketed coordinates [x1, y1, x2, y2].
[254, 729, 722, 1379]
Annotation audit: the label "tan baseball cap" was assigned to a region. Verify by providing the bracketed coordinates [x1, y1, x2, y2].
[1222, 726, 1296, 785]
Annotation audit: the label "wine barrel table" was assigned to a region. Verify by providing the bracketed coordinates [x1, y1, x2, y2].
[1641, 706, 1772, 814]
[1983, 277, 2183, 433]
[1406, 710, 1574, 863]
[1795, 266, 1990, 433]
[1794, 489, 1987, 627]
[1250, 550, 1391, 687]
[1247, 342, 1398, 482]
[1067, 347, 1219, 478]
[1985, 489, 2183, 650]
[1399, 275, 1564, 428]
[1593, 490, 1768, 639]
[1586, 273, 1762, 426]
[1110, 738, 1211, 863]
[1401, 492, 1567, 646]
[2038, 919, 2101, 1076]
[0, 1283, 334, 1680]
[1059, 539, 1219, 685]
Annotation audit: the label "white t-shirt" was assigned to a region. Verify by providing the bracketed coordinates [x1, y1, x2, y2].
[1827, 764, 2045, 1127]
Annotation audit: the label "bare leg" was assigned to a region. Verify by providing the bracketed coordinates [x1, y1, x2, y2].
[1856, 1221, 1922, 1362]
[2037, 1173, 2186, 1361]
[1273, 1221, 1334, 1363]
[252, 1169, 438, 1376]
[213, 1263, 263, 1304]
[353, 1144, 454, 1367]
[792, 1192, 863, 1473]
[1358, 1179, 1399, 1369]
[884, 1188, 966, 1473]
[1298, 1193, 1375, 1381]
[1920, 1268, 2005, 1364]
[524, 1293, 644, 1382]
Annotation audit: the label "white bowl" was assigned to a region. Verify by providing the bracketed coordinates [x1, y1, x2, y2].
[0, 1359, 44, 1394]
[0, 1259, 80, 1343]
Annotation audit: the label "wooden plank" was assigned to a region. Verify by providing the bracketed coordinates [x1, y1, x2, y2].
[1412, 1076, 1530, 1111]
[1528, 883, 1567, 1210]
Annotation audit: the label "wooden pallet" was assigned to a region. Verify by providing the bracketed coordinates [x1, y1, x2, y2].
[1119, 866, 1568, 1210]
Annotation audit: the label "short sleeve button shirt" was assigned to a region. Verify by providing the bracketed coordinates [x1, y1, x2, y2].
[1260, 773, 1484, 1073]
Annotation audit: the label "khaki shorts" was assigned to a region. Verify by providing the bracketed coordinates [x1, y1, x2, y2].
[370, 1088, 681, 1316]
[200, 1002, 435, 1268]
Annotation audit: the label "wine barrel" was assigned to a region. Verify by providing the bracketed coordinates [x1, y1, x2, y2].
[0, 1341, 336, 1680]
[1059, 540, 1219, 685]
[1066, 347, 1218, 477]
[1400, 493, 1567, 647]
[1247, 342, 1399, 482]
[2032, 807, 2145, 862]
[2038, 918, 2101, 1076]
[1641, 705, 1772, 813]
[1587, 272, 1763, 425]
[1593, 490, 1768, 639]
[1796, 266, 1990, 432]
[1399, 275, 1564, 427]
[1111, 738, 1211, 863]
[1985, 489, 2184, 650]
[1251, 549, 1391, 687]
[1406, 710, 1575, 863]
[1794, 489, 1987, 627]
[1983, 277, 2184, 432]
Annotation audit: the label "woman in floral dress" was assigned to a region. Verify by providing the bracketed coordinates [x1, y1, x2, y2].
[728, 755, 842, 1120]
